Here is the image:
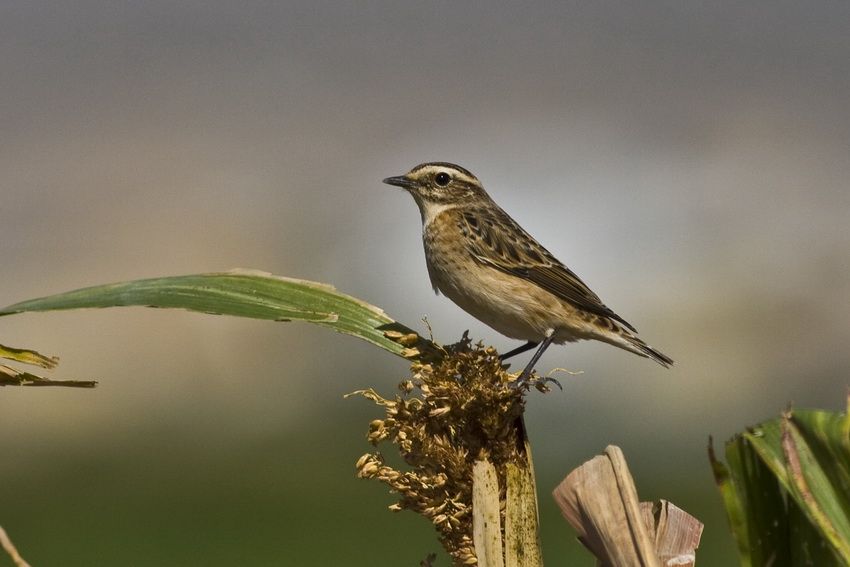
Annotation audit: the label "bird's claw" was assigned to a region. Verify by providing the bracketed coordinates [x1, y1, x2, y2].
[509, 371, 562, 391]
[535, 375, 563, 391]
[509, 371, 531, 390]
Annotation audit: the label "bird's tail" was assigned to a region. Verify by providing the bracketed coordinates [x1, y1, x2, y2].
[591, 315, 674, 368]
[625, 334, 674, 368]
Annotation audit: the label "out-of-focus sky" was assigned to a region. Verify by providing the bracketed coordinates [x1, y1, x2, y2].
[2, 2, 849, 565]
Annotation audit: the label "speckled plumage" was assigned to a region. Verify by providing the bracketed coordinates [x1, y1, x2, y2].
[384, 162, 673, 369]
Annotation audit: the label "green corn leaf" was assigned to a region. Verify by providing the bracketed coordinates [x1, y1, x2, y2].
[781, 413, 850, 561]
[711, 434, 788, 566]
[0, 269, 435, 359]
[788, 494, 837, 565]
[792, 406, 850, 512]
[714, 405, 850, 565]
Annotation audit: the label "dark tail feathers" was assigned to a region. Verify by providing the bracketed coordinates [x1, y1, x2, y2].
[629, 336, 674, 368]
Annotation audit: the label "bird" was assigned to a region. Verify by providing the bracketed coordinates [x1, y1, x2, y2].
[382, 162, 673, 384]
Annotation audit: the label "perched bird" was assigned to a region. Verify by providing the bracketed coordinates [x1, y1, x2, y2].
[383, 162, 673, 383]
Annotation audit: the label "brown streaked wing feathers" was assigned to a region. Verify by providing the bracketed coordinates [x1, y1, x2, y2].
[459, 207, 638, 332]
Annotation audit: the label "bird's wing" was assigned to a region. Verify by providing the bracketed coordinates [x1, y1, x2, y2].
[458, 206, 637, 332]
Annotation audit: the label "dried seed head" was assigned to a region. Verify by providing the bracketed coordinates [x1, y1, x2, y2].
[351, 334, 544, 564]
[429, 406, 451, 417]
[401, 347, 421, 358]
[355, 454, 371, 469]
[398, 333, 421, 347]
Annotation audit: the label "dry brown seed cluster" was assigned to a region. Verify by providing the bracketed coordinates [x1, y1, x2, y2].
[352, 334, 544, 565]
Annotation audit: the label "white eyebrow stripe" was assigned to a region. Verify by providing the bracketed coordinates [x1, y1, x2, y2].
[414, 165, 480, 186]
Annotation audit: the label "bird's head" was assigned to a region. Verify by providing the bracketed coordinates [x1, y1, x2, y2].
[383, 162, 489, 208]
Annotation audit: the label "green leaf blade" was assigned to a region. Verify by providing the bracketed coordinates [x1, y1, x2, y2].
[713, 433, 789, 566]
[714, 406, 850, 566]
[0, 269, 433, 359]
[782, 413, 850, 561]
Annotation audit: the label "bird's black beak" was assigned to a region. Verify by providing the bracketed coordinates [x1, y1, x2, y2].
[382, 175, 415, 190]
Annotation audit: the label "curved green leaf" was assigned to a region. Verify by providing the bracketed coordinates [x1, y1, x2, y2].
[0, 269, 434, 359]
[714, 404, 850, 565]
[710, 434, 787, 567]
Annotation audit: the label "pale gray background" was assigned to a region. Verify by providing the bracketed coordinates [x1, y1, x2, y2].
[2, 2, 849, 565]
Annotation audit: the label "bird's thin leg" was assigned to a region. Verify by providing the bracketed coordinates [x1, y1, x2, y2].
[499, 341, 539, 361]
[513, 331, 557, 388]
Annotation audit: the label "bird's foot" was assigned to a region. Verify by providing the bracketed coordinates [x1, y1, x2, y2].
[536, 375, 563, 391]
[509, 370, 562, 391]
[510, 369, 533, 390]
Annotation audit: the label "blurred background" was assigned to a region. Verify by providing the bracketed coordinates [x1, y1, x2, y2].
[2, 2, 849, 565]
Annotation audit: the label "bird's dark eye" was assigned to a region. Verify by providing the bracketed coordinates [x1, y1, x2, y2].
[435, 172, 451, 186]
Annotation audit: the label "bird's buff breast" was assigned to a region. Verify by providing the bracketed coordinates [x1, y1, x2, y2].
[422, 212, 577, 342]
